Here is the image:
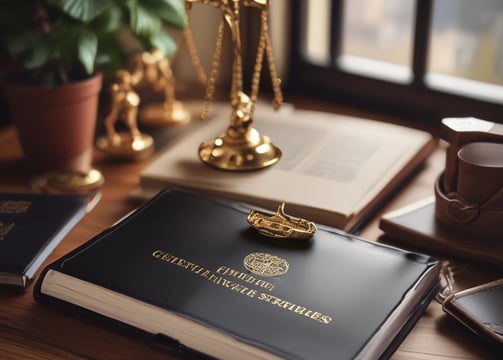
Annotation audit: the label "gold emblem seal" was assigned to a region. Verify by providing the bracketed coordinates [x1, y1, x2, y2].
[243, 252, 289, 277]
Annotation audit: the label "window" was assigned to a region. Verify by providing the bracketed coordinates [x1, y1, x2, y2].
[287, 0, 503, 123]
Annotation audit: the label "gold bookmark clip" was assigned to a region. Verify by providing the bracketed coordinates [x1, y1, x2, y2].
[247, 203, 317, 240]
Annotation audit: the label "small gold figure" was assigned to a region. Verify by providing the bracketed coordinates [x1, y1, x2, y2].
[133, 48, 191, 128]
[247, 203, 317, 240]
[96, 70, 153, 160]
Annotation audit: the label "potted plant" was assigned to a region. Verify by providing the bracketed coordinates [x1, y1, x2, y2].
[0, 0, 186, 175]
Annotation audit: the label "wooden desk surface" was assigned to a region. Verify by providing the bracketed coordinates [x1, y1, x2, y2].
[0, 104, 501, 359]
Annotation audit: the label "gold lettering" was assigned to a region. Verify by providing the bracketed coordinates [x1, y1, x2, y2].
[152, 250, 163, 258]
[237, 272, 255, 283]
[162, 253, 174, 261]
[309, 312, 322, 320]
[200, 270, 212, 278]
[258, 293, 273, 302]
[320, 315, 332, 324]
[152, 252, 331, 324]
[168, 256, 180, 264]
[188, 263, 201, 272]
[216, 266, 275, 291]
[229, 283, 256, 297]
[320, 315, 333, 324]
[217, 266, 240, 277]
[0, 222, 15, 241]
[229, 283, 244, 292]
[208, 274, 220, 282]
[258, 293, 332, 325]
[152, 250, 204, 274]
[0, 200, 31, 214]
[287, 303, 297, 311]
[277, 300, 294, 309]
[177, 259, 187, 267]
[255, 279, 272, 290]
[194, 267, 206, 274]
[271, 296, 284, 306]
[220, 278, 232, 287]
[294, 306, 306, 315]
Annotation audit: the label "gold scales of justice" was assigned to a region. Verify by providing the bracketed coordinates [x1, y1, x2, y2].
[187, 0, 284, 171]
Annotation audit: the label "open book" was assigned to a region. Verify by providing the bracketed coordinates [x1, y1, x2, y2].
[138, 103, 436, 232]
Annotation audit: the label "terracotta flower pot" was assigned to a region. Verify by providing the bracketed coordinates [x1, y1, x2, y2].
[3, 73, 103, 174]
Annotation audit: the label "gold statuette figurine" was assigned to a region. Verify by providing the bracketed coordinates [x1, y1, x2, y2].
[132, 48, 191, 128]
[186, 0, 283, 171]
[247, 203, 317, 240]
[96, 70, 154, 160]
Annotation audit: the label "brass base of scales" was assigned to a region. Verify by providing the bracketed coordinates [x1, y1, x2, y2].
[187, 0, 283, 171]
[198, 92, 281, 170]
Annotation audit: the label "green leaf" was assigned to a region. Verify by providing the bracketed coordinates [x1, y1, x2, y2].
[140, 0, 186, 28]
[50, 22, 79, 66]
[129, 2, 162, 36]
[95, 33, 128, 78]
[59, 0, 115, 22]
[7, 32, 42, 56]
[90, 6, 125, 34]
[149, 30, 177, 58]
[24, 43, 50, 70]
[78, 30, 98, 74]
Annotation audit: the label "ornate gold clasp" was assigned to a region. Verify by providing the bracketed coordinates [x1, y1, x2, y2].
[247, 203, 317, 240]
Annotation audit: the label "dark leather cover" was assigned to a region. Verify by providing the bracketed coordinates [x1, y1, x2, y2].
[0, 192, 89, 288]
[443, 279, 503, 348]
[379, 197, 503, 271]
[34, 189, 439, 359]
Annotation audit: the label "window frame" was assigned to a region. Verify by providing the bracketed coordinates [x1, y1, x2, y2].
[285, 0, 503, 124]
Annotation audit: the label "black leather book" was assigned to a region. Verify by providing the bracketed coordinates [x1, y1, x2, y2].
[0, 192, 98, 288]
[379, 197, 503, 271]
[34, 189, 440, 359]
